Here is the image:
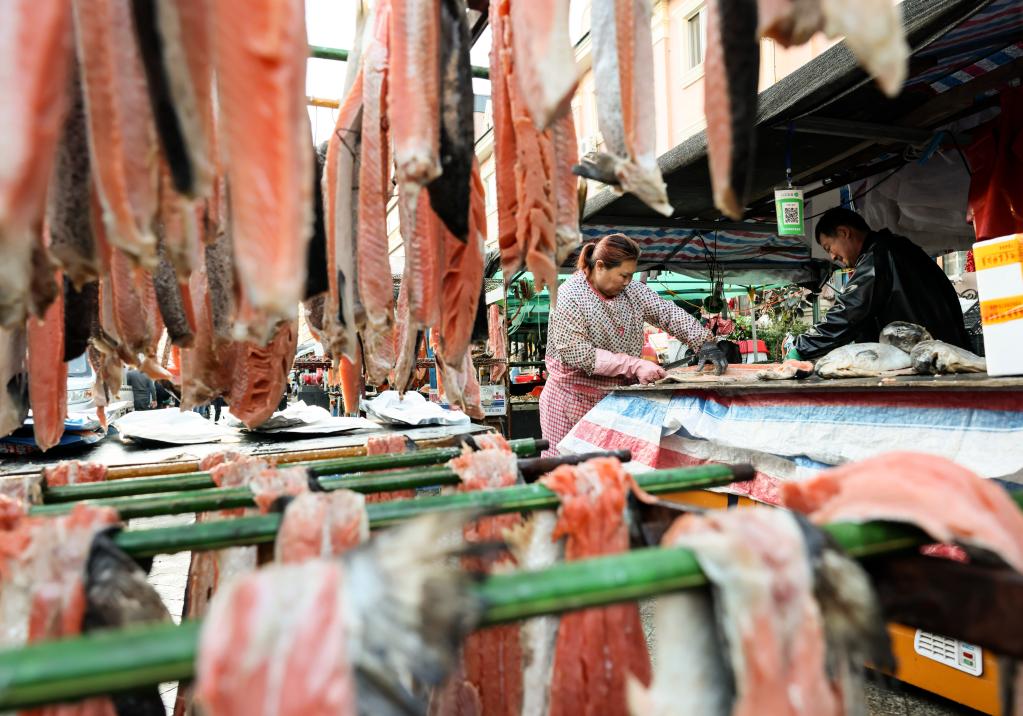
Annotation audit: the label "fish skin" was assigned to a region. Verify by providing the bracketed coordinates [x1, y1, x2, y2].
[48, 61, 100, 291]
[509, 0, 578, 130]
[0, 327, 29, 438]
[155, 164, 200, 283]
[211, 0, 312, 340]
[487, 304, 507, 384]
[152, 234, 195, 347]
[131, 0, 215, 198]
[489, 0, 524, 279]
[29, 231, 60, 320]
[28, 269, 68, 452]
[820, 0, 907, 97]
[74, 0, 160, 269]
[0, 0, 74, 327]
[550, 111, 582, 267]
[436, 161, 485, 373]
[389, 0, 442, 206]
[325, 70, 364, 362]
[704, 0, 759, 220]
[505, 512, 563, 716]
[585, 0, 672, 217]
[228, 320, 298, 428]
[879, 320, 931, 354]
[357, 0, 395, 386]
[391, 261, 420, 396]
[304, 143, 329, 301]
[815, 342, 912, 378]
[405, 188, 444, 330]
[180, 260, 233, 412]
[64, 278, 99, 361]
[427, 0, 475, 242]
[203, 226, 236, 343]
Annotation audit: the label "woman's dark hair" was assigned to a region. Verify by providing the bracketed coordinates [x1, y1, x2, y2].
[577, 233, 641, 274]
[814, 207, 871, 243]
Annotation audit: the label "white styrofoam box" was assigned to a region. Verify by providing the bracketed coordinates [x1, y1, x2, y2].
[974, 234, 1023, 376]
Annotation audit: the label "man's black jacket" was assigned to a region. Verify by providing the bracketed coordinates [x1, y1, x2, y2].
[795, 229, 969, 359]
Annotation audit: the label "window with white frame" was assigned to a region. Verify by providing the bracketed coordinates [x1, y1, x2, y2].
[685, 5, 707, 71]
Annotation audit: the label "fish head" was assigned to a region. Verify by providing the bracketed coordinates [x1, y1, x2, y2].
[879, 322, 931, 353]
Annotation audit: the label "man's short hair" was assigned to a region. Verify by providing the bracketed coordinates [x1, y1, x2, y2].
[814, 207, 871, 244]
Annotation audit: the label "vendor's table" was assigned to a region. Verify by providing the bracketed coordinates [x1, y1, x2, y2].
[0, 423, 491, 476]
[559, 373, 1023, 503]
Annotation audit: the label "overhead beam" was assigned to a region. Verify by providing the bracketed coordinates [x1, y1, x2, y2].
[775, 117, 933, 145]
[585, 215, 779, 234]
[309, 44, 490, 80]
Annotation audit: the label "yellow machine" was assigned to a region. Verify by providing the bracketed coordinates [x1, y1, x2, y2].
[661, 490, 1003, 715]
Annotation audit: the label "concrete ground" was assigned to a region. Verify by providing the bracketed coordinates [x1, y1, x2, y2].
[139, 514, 980, 715]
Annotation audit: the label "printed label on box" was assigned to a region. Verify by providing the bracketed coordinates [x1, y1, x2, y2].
[975, 235, 1023, 272]
[980, 294, 1023, 326]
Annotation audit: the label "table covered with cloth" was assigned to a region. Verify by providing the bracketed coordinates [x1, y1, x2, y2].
[558, 384, 1023, 504]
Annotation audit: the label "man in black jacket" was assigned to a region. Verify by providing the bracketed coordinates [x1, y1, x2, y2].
[789, 208, 968, 360]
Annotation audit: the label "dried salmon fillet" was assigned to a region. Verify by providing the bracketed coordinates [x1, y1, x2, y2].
[210, 0, 311, 340]
[782, 452, 1023, 573]
[364, 434, 415, 503]
[180, 256, 233, 410]
[550, 111, 582, 266]
[433, 443, 523, 716]
[275, 490, 369, 563]
[502, 14, 559, 305]
[704, 0, 759, 220]
[357, 1, 396, 385]
[488, 0, 523, 280]
[635, 509, 843, 716]
[585, 0, 672, 217]
[323, 71, 364, 362]
[406, 188, 444, 330]
[389, 0, 442, 202]
[228, 320, 298, 429]
[74, 0, 160, 269]
[508, 0, 578, 129]
[541, 458, 652, 716]
[27, 267, 67, 452]
[392, 262, 419, 395]
[42, 461, 108, 487]
[487, 304, 507, 383]
[0, 0, 74, 326]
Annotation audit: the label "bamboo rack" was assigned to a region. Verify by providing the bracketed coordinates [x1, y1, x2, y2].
[109, 464, 749, 558]
[41, 438, 547, 503]
[0, 519, 929, 711]
[32, 449, 633, 520]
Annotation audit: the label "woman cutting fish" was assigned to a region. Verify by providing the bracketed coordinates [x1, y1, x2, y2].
[540, 234, 727, 455]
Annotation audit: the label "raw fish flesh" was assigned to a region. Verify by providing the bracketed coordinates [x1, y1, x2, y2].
[704, 0, 759, 220]
[210, 0, 311, 339]
[0, 326, 29, 438]
[756, 359, 814, 380]
[196, 513, 482, 716]
[0, 0, 74, 326]
[48, 61, 100, 290]
[0, 474, 43, 527]
[910, 340, 986, 375]
[27, 267, 67, 452]
[426, 0, 475, 242]
[582, 0, 672, 217]
[274, 490, 368, 563]
[487, 304, 508, 383]
[74, 0, 160, 269]
[550, 111, 582, 266]
[391, 263, 420, 395]
[508, 0, 578, 129]
[180, 254, 233, 410]
[541, 458, 652, 715]
[247, 466, 313, 513]
[782, 452, 1023, 573]
[364, 434, 416, 503]
[357, 1, 396, 384]
[814, 342, 911, 378]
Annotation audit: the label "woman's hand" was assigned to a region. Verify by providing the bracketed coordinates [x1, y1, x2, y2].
[634, 360, 667, 384]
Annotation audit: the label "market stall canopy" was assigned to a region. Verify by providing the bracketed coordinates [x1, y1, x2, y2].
[582, 0, 1023, 260]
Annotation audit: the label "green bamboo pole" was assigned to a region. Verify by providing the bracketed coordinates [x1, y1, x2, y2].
[112, 464, 746, 558]
[0, 518, 933, 711]
[33, 448, 630, 520]
[42, 438, 546, 503]
[308, 44, 490, 79]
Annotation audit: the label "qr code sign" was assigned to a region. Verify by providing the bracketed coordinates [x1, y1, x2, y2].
[782, 203, 800, 225]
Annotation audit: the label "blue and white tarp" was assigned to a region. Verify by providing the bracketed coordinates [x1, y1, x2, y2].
[560, 387, 1023, 504]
